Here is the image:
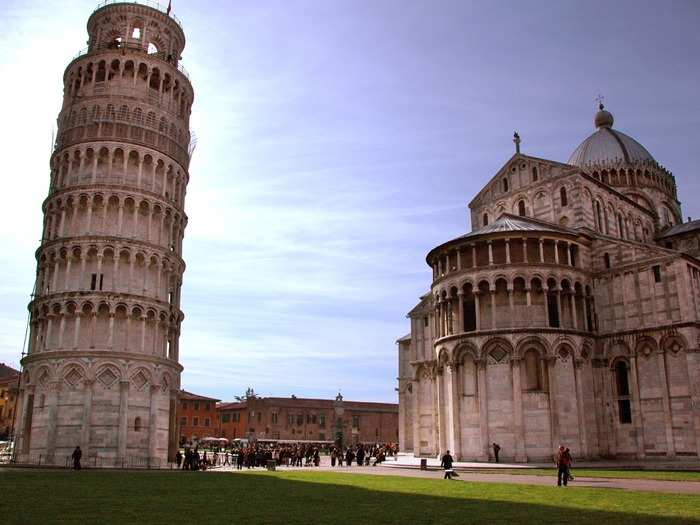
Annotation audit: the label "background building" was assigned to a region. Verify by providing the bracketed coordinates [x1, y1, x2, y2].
[177, 390, 220, 445]
[398, 105, 700, 462]
[15, 2, 194, 466]
[0, 364, 20, 439]
[218, 393, 398, 445]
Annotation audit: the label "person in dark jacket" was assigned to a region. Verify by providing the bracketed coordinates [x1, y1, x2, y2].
[345, 448, 355, 467]
[175, 450, 183, 469]
[441, 450, 454, 479]
[72, 446, 82, 470]
[492, 443, 501, 463]
[356, 446, 365, 467]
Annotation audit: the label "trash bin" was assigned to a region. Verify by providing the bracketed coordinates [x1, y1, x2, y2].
[420, 458, 427, 470]
[266, 460, 276, 471]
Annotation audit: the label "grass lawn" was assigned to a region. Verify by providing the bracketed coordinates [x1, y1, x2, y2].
[471, 468, 700, 482]
[1, 469, 699, 525]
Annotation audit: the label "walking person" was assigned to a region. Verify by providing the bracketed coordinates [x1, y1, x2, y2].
[175, 450, 183, 469]
[555, 446, 572, 486]
[492, 443, 501, 463]
[356, 446, 365, 467]
[71, 445, 82, 471]
[565, 448, 575, 481]
[441, 449, 454, 480]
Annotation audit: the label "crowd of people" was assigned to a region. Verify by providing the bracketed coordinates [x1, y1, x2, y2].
[175, 442, 399, 471]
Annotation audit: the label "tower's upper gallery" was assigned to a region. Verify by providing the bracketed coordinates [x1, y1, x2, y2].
[87, 1, 186, 64]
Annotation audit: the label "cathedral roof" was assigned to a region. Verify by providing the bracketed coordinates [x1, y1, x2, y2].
[568, 105, 657, 167]
[427, 214, 577, 263]
[459, 213, 571, 240]
[658, 219, 700, 239]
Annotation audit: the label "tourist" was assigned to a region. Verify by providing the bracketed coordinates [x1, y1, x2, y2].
[345, 447, 355, 466]
[356, 445, 365, 467]
[555, 446, 572, 486]
[565, 448, 575, 481]
[492, 442, 501, 463]
[236, 449, 244, 470]
[72, 445, 82, 471]
[176, 450, 183, 469]
[441, 449, 454, 479]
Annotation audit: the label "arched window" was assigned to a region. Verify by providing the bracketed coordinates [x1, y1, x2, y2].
[603, 252, 611, 269]
[531, 166, 538, 182]
[614, 361, 632, 424]
[618, 214, 625, 239]
[502, 178, 509, 193]
[117, 105, 129, 121]
[134, 416, 142, 432]
[595, 201, 603, 232]
[560, 187, 568, 207]
[133, 108, 143, 125]
[518, 200, 526, 217]
[482, 213, 489, 227]
[106, 104, 116, 120]
[524, 349, 542, 390]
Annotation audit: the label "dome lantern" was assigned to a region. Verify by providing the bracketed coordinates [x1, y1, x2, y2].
[594, 103, 614, 129]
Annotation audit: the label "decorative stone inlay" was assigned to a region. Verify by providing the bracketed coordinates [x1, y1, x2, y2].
[97, 368, 118, 389]
[64, 367, 83, 387]
[131, 370, 148, 391]
[489, 346, 507, 363]
[38, 369, 50, 387]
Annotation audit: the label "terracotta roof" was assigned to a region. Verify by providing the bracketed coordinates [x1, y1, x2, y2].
[218, 401, 247, 410]
[217, 396, 397, 411]
[0, 364, 19, 383]
[179, 390, 220, 402]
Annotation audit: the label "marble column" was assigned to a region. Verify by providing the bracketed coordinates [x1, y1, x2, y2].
[118, 380, 129, 461]
[657, 350, 676, 458]
[45, 381, 60, 463]
[81, 379, 94, 456]
[477, 359, 490, 461]
[546, 356, 560, 450]
[435, 368, 446, 457]
[572, 359, 588, 458]
[686, 349, 700, 458]
[148, 384, 159, 466]
[412, 380, 421, 456]
[511, 357, 527, 461]
[628, 355, 646, 458]
[446, 363, 461, 459]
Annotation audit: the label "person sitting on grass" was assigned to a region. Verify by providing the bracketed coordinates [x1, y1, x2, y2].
[441, 450, 454, 480]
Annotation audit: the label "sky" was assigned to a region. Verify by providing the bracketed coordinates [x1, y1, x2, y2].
[0, 0, 699, 403]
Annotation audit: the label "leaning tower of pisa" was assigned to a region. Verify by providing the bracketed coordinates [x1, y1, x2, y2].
[15, 1, 194, 466]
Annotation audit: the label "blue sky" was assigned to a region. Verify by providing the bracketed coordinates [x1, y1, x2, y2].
[1, 0, 698, 402]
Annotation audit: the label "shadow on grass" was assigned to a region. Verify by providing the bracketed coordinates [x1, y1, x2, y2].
[1, 470, 699, 525]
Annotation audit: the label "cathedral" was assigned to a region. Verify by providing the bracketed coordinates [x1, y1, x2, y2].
[397, 105, 700, 462]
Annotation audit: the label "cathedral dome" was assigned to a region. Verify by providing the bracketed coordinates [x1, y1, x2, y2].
[568, 105, 656, 167]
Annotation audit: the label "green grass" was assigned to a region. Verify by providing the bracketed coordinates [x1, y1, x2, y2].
[1, 469, 699, 524]
[471, 468, 700, 482]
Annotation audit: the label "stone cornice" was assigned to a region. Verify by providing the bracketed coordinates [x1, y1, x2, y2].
[21, 349, 183, 372]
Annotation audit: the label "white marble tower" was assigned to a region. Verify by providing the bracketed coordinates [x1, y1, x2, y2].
[16, 1, 194, 466]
